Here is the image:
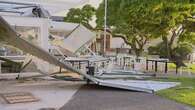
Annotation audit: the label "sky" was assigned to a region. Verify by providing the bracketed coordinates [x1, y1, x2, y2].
[1, 0, 102, 16]
[87, 0, 103, 8]
[0, 0, 103, 26]
[84, 0, 103, 27]
[55, 0, 103, 27]
[58, 0, 103, 8]
[55, 0, 103, 16]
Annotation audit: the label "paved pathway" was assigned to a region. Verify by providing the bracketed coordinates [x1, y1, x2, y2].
[60, 84, 195, 110]
[0, 80, 82, 110]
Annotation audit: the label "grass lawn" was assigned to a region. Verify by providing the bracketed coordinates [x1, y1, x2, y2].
[154, 77, 195, 107]
[168, 63, 195, 73]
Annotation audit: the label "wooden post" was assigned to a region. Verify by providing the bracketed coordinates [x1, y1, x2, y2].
[176, 65, 178, 74]
[146, 60, 148, 71]
[0, 61, 1, 74]
[79, 61, 81, 69]
[123, 57, 126, 69]
[59, 67, 62, 73]
[155, 61, 158, 72]
[86, 61, 90, 84]
[165, 62, 168, 73]
[152, 61, 154, 70]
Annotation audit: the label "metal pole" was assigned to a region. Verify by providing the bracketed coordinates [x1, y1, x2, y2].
[104, 0, 107, 55]
[0, 61, 1, 74]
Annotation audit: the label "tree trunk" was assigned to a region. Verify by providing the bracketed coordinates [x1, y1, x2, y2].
[162, 26, 184, 59]
[131, 38, 145, 57]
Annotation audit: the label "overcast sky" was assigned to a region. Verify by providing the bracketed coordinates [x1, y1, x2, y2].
[88, 0, 103, 8]
[55, 0, 103, 16]
[87, 0, 103, 27]
[2, 0, 102, 15]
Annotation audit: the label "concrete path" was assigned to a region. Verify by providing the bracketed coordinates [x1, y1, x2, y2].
[60, 84, 195, 110]
[0, 80, 83, 110]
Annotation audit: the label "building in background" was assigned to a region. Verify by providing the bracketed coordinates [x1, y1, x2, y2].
[89, 29, 131, 56]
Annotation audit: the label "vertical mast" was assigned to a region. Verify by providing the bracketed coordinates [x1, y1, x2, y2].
[103, 0, 107, 55]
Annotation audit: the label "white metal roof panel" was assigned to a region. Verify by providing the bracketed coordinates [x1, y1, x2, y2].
[62, 25, 96, 53]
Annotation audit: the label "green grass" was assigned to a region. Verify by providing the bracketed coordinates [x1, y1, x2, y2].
[154, 77, 195, 107]
[186, 64, 195, 73]
[168, 63, 177, 69]
[168, 63, 195, 73]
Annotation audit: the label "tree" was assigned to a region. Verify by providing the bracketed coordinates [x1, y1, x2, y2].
[96, 0, 164, 56]
[147, 1, 195, 67]
[96, 0, 195, 66]
[64, 5, 96, 29]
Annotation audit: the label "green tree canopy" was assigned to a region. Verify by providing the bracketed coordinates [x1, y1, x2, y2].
[96, 0, 195, 66]
[96, 0, 168, 56]
[64, 5, 96, 29]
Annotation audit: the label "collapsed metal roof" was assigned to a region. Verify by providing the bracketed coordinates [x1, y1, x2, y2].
[50, 21, 96, 53]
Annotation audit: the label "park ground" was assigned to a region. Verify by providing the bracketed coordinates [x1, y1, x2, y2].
[60, 84, 194, 110]
[168, 63, 195, 73]
[1, 73, 195, 110]
[154, 77, 195, 107]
